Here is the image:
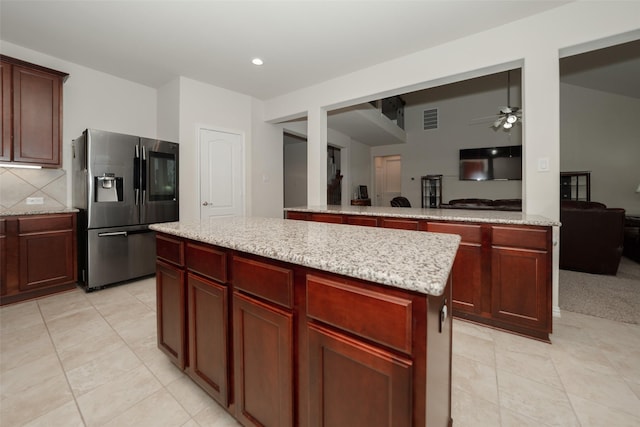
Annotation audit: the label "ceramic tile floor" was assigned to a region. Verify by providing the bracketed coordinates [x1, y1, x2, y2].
[1, 277, 639, 426]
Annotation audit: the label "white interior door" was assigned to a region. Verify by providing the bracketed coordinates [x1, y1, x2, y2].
[199, 128, 244, 219]
[374, 155, 401, 207]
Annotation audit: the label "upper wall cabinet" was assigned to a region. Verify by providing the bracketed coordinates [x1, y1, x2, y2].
[1, 55, 68, 168]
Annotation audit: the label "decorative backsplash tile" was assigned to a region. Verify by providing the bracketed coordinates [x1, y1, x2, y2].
[0, 167, 67, 210]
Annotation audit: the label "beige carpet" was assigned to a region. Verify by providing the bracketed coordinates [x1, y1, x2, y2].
[559, 256, 640, 324]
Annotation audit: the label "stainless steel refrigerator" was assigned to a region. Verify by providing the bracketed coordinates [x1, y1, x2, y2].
[72, 129, 179, 290]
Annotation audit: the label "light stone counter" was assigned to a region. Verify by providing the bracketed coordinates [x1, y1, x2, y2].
[150, 216, 460, 297]
[0, 207, 79, 217]
[285, 204, 560, 227]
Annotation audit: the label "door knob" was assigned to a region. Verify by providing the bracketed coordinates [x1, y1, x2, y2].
[202, 201, 209, 206]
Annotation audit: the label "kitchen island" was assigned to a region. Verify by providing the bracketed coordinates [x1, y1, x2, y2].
[150, 217, 460, 427]
[286, 205, 559, 342]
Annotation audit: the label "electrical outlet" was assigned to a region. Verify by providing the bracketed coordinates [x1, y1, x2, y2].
[26, 197, 44, 205]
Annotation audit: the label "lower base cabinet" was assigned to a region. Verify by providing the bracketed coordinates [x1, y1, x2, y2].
[156, 260, 186, 369]
[307, 323, 412, 427]
[155, 233, 453, 427]
[233, 292, 293, 427]
[1, 213, 77, 305]
[188, 273, 229, 406]
[287, 210, 553, 342]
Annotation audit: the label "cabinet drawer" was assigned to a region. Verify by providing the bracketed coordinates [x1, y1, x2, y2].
[427, 222, 482, 244]
[306, 275, 413, 354]
[187, 243, 227, 283]
[156, 234, 184, 267]
[345, 216, 378, 227]
[286, 211, 309, 221]
[310, 213, 344, 224]
[380, 218, 419, 230]
[492, 226, 549, 251]
[233, 256, 293, 308]
[17, 214, 74, 234]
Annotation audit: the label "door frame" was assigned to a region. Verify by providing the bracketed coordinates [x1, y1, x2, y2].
[196, 125, 246, 220]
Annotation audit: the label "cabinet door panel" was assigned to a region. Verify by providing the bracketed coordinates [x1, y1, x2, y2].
[156, 261, 186, 369]
[188, 274, 228, 405]
[308, 323, 412, 427]
[18, 230, 74, 290]
[12, 65, 61, 166]
[491, 247, 549, 329]
[1, 61, 11, 162]
[450, 243, 482, 314]
[234, 292, 293, 427]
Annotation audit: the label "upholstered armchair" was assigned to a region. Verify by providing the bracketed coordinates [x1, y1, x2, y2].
[560, 201, 626, 275]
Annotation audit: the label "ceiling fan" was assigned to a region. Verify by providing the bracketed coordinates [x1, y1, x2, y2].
[471, 70, 522, 130]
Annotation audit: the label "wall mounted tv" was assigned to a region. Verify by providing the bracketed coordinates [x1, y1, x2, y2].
[459, 145, 522, 181]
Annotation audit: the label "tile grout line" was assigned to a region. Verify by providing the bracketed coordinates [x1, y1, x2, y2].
[35, 297, 88, 427]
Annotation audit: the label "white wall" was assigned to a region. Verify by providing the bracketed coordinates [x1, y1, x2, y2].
[262, 2, 640, 320]
[371, 71, 523, 208]
[283, 136, 307, 208]
[264, 1, 640, 221]
[0, 41, 158, 206]
[177, 77, 253, 222]
[349, 139, 372, 200]
[157, 78, 181, 143]
[560, 82, 640, 214]
[251, 98, 284, 218]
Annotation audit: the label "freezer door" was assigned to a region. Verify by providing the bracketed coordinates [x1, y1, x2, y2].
[85, 226, 156, 289]
[86, 129, 140, 229]
[140, 138, 179, 224]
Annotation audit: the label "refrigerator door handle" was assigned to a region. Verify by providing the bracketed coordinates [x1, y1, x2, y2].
[134, 145, 140, 206]
[98, 231, 128, 237]
[141, 146, 147, 205]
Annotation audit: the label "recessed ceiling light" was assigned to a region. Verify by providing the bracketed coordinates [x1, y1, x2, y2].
[251, 58, 264, 66]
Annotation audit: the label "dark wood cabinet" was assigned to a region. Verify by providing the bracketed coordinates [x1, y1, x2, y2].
[187, 273, 229, 406]
[18, 216, 75, 291]
[380, 218, 419, 230]
[0, 219, 6, 295]
[233, 292, 293, 427]
[426, 222, 483, 315]
[307, 323, 412, 427]
[1, 61, 11, 162]
[156, 260, 186, 369]
[287, 209, 553, 341]
[155, 232, 454, 427]
[0, 55, 68, 168]
[0, 213, 77, 305]
[491, 225, 551, 336]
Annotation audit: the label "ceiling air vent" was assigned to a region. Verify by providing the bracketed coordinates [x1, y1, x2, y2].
[423, 108, 438, 130]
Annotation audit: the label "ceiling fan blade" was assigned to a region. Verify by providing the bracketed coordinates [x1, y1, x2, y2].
[493, 117, 505, 128]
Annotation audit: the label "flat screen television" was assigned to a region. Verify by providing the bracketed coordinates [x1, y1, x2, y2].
[459, 145, 522, 181]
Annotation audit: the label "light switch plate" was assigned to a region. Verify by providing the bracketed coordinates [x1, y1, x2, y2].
[538, 158, 550, 172]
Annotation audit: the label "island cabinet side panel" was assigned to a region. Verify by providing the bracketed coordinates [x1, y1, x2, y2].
[426, 274, 453, 427]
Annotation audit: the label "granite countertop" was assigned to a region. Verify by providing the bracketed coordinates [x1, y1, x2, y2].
[285, 205, 560, 227]
[0, 207, 79, 217]
[150, 216, 461, 297]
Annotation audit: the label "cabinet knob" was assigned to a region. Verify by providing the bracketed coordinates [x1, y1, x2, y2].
[202, 201, 209, 206]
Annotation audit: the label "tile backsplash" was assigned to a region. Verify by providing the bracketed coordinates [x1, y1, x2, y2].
[0, 167, 67, 211]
